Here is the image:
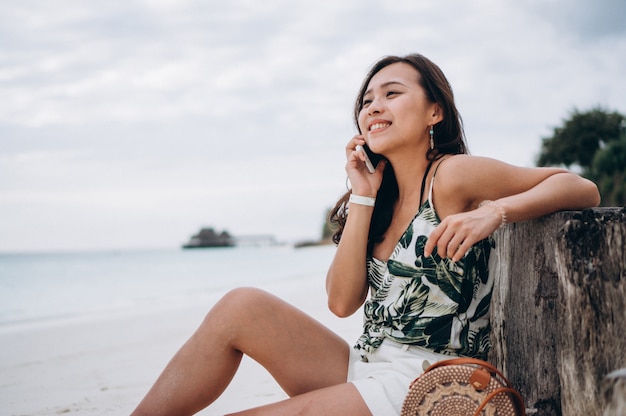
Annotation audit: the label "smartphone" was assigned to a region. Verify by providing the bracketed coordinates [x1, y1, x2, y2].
[356, 144, 384, 174]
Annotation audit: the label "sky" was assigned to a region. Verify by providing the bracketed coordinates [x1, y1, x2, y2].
[1, 0, 625, 253]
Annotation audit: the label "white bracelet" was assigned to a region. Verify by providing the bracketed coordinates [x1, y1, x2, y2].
[349, 194, 376, 207]
[479, 200, 508, 228]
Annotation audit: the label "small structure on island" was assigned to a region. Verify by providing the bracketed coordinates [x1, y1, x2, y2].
[182, 227, 235, 249]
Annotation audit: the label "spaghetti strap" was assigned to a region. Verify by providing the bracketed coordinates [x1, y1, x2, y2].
[427, 157, 449, 210]
[419, 159, 435, 206]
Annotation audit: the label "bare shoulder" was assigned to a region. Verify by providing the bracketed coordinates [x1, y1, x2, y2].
[429, 155, 496, 213]
[438, 154, 508, 172]
[434, 155, 508, 190]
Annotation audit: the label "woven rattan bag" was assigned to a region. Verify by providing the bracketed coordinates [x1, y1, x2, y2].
[400, 358, 526, 416]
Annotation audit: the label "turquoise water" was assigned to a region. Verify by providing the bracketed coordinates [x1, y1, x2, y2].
[0, 245, 337, 326]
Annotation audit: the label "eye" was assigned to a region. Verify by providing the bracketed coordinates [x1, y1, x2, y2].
[361, 99, 372, 108]
[386, 90, 400, 97]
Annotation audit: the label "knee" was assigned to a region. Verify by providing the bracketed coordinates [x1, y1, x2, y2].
[218, 286, 271, 310]
[203, 287, 275, 343]
[206, 287, 273, 324]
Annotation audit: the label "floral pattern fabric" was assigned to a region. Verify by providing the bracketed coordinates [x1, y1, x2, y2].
[355, 200, 495, 360]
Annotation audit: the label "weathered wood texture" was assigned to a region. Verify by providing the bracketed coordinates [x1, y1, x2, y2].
[489, 207, 626, 416]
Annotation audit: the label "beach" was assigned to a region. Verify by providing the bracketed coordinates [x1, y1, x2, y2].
[0, 247, 363, 415]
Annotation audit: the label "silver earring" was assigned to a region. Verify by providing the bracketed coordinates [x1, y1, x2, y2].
[429, 126, 434, 150]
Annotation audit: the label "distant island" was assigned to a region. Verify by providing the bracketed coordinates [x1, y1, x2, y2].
[183, 213, 338, 249]
[182, 228, 235, 249]
[293, 237, 333, 248]
[182, 227, 281, 249]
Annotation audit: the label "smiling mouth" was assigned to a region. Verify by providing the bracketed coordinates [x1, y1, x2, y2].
[369, 122, 390, 131]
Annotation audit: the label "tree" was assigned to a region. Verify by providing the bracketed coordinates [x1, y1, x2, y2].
[321, 207, 337, 241]
[536, 107, 626, 206]
[589, 136, 626, 207]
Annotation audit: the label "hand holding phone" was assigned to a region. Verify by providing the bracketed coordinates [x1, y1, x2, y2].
[356, 144, 383, 174]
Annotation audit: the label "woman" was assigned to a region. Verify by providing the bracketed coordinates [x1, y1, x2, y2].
[131, 54, 600, 415]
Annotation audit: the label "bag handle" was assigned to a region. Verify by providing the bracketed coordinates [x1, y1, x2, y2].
[473, 386, 526, 416]
[425, 358, 512, 386]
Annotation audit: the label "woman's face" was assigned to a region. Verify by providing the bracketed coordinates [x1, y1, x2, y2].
[358, 62, 439, 156]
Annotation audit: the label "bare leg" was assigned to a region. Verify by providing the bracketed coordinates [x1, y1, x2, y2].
[226, 382, 371, 415]
[131, 287, 361, 415]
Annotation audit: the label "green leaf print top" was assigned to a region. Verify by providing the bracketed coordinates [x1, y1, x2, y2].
[355, 190, 495, 360]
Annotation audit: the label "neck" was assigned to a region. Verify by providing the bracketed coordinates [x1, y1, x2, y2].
[387, 150, 432, 205]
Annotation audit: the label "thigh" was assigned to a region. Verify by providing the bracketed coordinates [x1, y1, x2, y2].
[226, 382, 372, 416]
[205, 287, 352, 396]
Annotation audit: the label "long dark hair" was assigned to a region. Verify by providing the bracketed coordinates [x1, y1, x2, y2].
[329, 54, 468, 255]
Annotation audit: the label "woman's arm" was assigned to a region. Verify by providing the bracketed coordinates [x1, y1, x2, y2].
[326, 203, 373, 317]
[424, 155, 600, 262]
[326, 136, 386, 317]
[489, 170, 600, 223]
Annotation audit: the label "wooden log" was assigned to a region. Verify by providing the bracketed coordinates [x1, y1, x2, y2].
[490, 212, 568, 415]
[489, 207, 626, 416]
[555, 208, 626, 415]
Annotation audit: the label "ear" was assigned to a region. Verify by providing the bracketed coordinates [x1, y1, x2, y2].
[429, 103, 443, 125]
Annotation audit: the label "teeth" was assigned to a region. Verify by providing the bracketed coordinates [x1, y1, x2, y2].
[370, 122, 389, 131]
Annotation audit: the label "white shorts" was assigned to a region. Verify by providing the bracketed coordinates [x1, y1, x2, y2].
[347, 340, 453, 416]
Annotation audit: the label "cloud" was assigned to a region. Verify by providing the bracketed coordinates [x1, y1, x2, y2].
[0, 0, 625, 251]
[524, 0, 626, 41]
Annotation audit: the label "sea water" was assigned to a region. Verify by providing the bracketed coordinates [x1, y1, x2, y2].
[0, 245, 337, 327]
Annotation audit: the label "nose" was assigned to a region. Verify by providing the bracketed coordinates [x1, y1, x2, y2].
[367, 99, 383, 115]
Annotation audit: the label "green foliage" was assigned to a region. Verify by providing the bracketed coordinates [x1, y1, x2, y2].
[537, 107, 625, 170]
[589, 137, 626, 207]
[536, 107, 626, 206]
[321, 208, 337, 240]
[592, 136, 626, 175]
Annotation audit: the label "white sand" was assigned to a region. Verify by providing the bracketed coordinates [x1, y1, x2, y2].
[0, 276, 363, 415]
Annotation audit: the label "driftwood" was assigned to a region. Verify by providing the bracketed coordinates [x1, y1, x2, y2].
[489, 207, 626, 416]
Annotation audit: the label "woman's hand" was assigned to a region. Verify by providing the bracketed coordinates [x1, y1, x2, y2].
[424, 202, 503, 262]
[345, 135, 386, 197]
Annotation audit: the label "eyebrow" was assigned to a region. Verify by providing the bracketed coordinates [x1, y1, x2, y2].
[363, 81, 408, 97]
